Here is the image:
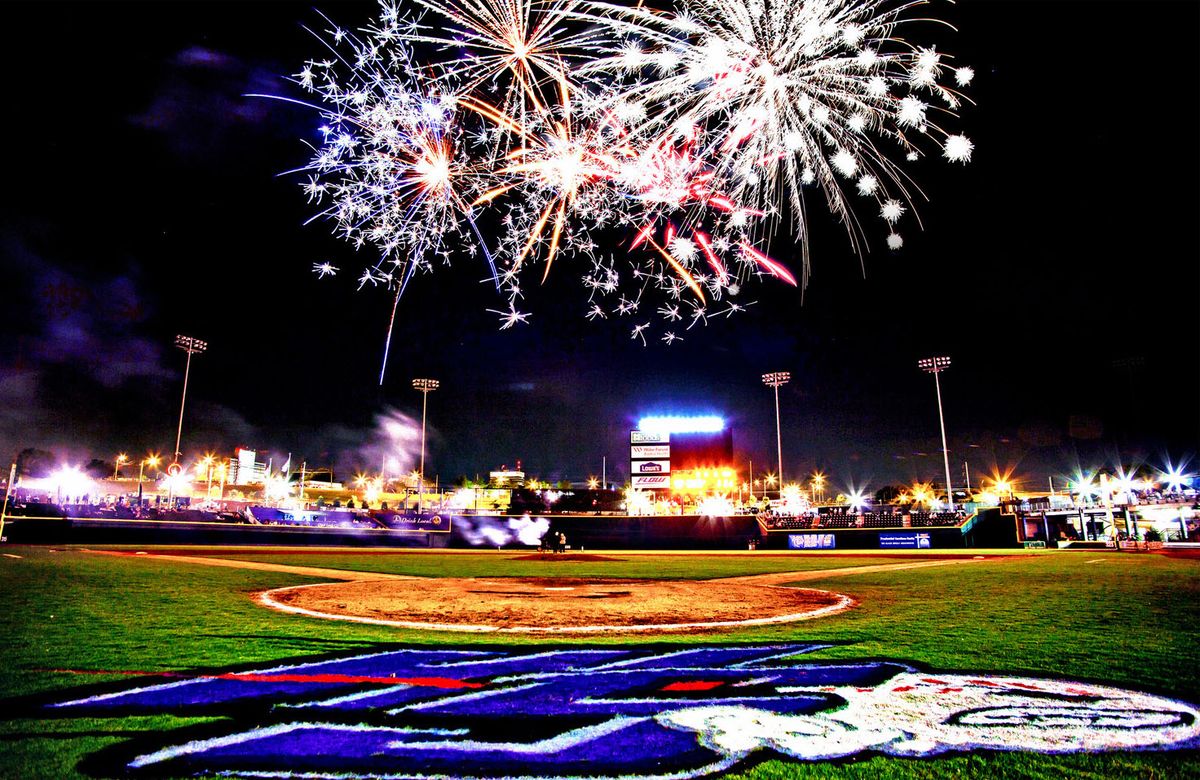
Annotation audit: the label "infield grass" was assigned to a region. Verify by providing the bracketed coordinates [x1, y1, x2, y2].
[1, 545, 1197, 779]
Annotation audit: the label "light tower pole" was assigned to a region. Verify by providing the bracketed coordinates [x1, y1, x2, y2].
[761, 371, 791, 495]
[412, 378, 439, 513]
[918, 356, 955, 511]
[173, 335, 207, 465]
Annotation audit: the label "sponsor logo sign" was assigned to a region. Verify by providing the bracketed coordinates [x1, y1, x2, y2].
[788, 533, 836, 550]
[630, 431, 670, 444]
[48, 644, 1200, 779]
[633, 460, 670, 474]
[630, 445, 670, 459]
[631, 474, 670, 488]
[374, 511, 452, 533]
[879, 531, 932, 549]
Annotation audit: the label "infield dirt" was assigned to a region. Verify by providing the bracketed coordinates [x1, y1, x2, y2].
[263, 575, 849, 631]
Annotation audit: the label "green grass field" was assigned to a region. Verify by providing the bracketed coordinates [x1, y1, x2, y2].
[1, 545, 1198, 778]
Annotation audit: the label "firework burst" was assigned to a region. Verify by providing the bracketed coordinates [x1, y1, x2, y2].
[407, 0, 613, 127]
[275, 9, 509, 380]
[274, 0, 974, 362]
[584, 0, 975, 280]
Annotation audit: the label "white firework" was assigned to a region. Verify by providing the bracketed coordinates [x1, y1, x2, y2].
[943, 133, 975, 163]
[585, 0, 976, 275]
[403, 0, 614, 125]
[276, 0, 976, 352]
[880, 198, 905, 223]
[285, 13, 496, 277]
[487, 302, 532, 328]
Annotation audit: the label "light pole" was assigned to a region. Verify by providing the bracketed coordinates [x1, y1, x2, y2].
[200, 454, 215, 499]
[173, 335, 207, 465]
[812, 472, 826, 505]
[137, 454, 160, 506]
[114, 453, 129, 479]
[412, 378, 439, 513]
[918, 356, 955, 511]
[762, 371, 790, 495]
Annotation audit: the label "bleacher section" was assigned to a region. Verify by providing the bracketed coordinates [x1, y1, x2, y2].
[763, 509, 965, 531]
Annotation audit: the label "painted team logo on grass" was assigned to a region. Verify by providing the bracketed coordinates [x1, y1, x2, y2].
[44, 644, 1200, 778]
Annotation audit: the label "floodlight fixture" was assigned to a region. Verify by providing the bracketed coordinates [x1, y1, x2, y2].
[917, 355, 954, 510]
[761, 371, 791, 490]
[412, 378, 440, 512]
[917, 356, 951, 373]
[172, 335, 207, 462]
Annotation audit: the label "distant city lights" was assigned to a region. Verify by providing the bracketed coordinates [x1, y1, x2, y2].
[162, 472, 192, 497]
[847, 489, 870, 512]
[1160, 463, 1193, 493]
[697, 495, 736, 518]
[624, 488, 655, 516]
[49, 466, 93, 501]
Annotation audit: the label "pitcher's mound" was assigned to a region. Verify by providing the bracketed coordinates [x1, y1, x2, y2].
[260, 577, 853, 633]
[509, 553, 626, 562]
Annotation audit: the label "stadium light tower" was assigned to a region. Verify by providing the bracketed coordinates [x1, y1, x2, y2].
[917, 356, 955, 511]
[762, 371, 791, 492]
[173, 335, 207, 464]
[412, 378, 439, 513]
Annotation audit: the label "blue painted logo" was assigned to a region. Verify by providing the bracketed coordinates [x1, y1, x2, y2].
[47, 644, 1200, 778]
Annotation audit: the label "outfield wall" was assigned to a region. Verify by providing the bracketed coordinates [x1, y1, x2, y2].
[1, 516, 444, 548]
[1, 508, 1012, 549]
[759, 527, 967, 550]
[0, 512, 760, 550]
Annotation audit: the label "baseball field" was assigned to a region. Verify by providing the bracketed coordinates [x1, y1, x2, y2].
[2, 545, 1198, 778]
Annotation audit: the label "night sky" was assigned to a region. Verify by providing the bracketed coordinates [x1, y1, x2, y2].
[2, 0, 1197, 493]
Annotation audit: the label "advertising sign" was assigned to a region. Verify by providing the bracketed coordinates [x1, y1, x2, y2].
[879, 532, 932, 549]
[374, 512, 453, 533]
[630, 431, 670, 444]
[788, 533, 837, 550]
[630, 445, 670, 459]
[631, 475, 670, 489]
[632, 460, 670, 474]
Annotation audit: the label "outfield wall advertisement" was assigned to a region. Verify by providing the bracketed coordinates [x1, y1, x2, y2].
[879, 531, 932, 549]
[788, 533, 836, 550]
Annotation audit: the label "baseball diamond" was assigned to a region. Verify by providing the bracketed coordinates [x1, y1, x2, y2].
[2, 546, 1199, 780]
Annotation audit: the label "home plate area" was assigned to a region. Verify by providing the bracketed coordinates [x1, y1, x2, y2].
[50, 644, 1200, 779]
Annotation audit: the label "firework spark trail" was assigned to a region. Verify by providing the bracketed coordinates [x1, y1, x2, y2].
[277, 8, 514, 380]
[275, 0, 973, 356]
